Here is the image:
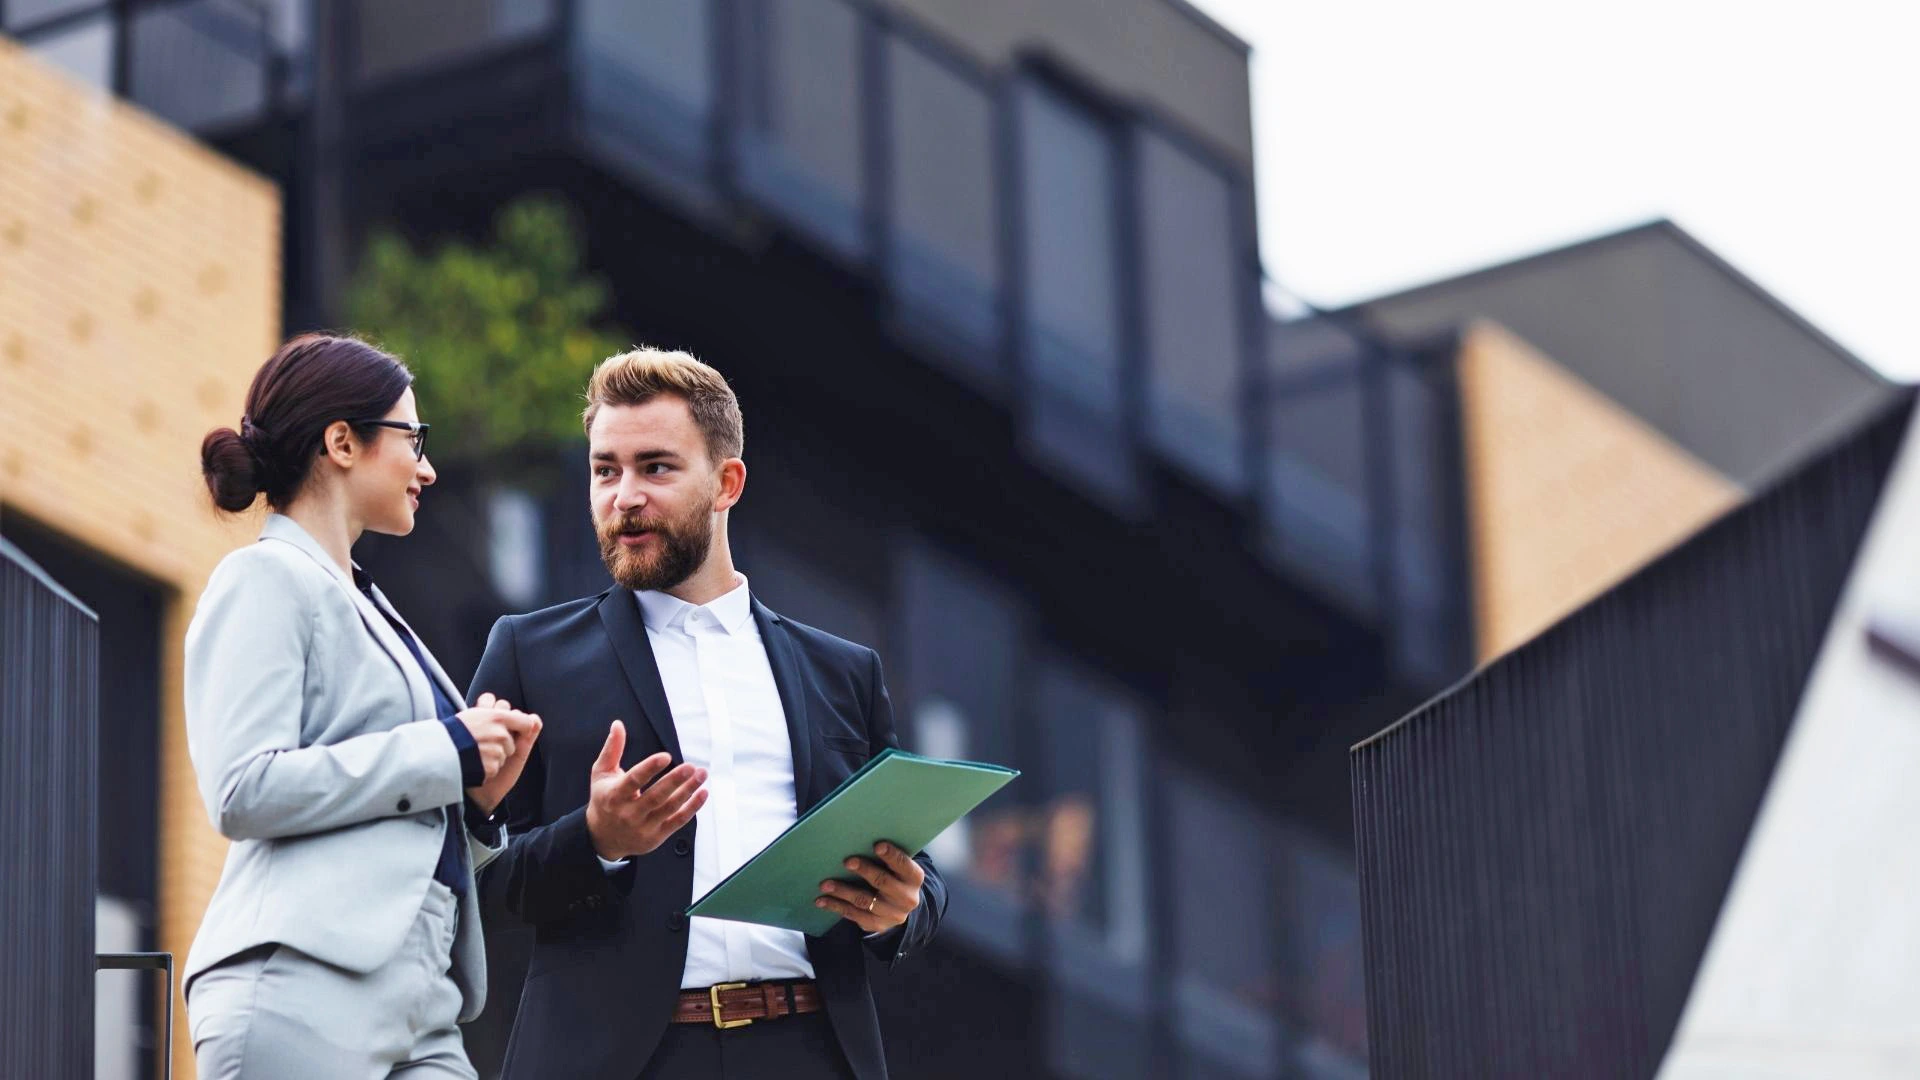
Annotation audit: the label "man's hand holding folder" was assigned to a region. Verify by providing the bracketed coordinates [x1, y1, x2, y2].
[689, 748, 1019, 936]
[815, 841, 926, 935]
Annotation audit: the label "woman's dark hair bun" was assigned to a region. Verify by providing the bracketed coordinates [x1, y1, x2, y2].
[200, 426, 261, 513]
[198, 334, 412, 514]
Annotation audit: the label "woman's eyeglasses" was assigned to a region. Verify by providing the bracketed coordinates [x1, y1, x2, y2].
[345, 419, 430, 461]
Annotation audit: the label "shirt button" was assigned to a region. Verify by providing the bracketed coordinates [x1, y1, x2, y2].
[397, 797, 412, 813]
[667, 912, 687, 932]
[673, 838, 691, 856]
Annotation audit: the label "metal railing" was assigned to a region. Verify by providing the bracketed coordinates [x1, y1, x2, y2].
[1350, 395, 1915, 1078]
[96, 952, 175, 1079]
[1, 539, 99, 1078]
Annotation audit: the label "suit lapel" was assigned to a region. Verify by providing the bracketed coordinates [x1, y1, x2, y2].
[597, 589, 684, 761]
[753, 598, 815, 811]
[258, 515, 430, 722]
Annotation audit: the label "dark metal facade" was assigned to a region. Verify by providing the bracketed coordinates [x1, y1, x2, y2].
[1351, 395, 1915, 1079]
[1, 538, 99, 1078]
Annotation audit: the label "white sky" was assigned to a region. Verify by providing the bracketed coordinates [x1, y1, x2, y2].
[1192, 0, 1920, 381]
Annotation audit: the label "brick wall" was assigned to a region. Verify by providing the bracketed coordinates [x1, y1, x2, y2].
[0, 39, 279, 1079]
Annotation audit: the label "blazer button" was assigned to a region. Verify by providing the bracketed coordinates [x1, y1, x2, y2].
[397, 797, 412, 813]
[673, 838, 691, 857]
[667, 912, 687, 932]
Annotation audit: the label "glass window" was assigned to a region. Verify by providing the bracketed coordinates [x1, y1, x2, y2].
[897, 544, 1029, 962]
[259, 0, 313, 102]
[1037, 655, 1152, 1079]
[574, 0, 713, 193]
[353, 0, 556, 86]
[1265, 316, 1379, 620]
[24, 12, 115, 90]
[1016, 80, 1133, 506]
[885, 34, 1000, 378]
[1385, 355, 1465, 684]
[486, 487, 544, 610]
[732, 0, 865, 258]
[128, 0, 272, 134]
[1035, 659, 1147, 948]
[1169, 771, 1280, 1080]
[5, 0, 97, 32]
[1279, 832, 1369, 1078]
[1137, 129, 1247, 495]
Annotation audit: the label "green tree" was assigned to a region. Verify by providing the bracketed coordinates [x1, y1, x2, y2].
[345, 195, 628, 476]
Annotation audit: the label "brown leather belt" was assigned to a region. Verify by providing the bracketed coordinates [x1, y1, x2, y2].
[673, 980, 821, 1029]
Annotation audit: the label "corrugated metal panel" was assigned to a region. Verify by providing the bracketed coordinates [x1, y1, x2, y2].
[1351, 397, 1914, 1079]
[1, 538, 98, 1078]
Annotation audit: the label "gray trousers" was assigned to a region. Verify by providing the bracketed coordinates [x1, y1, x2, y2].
[187, 881, 475, 1080]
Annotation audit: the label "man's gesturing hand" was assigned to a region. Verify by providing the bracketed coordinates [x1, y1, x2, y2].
[585, 719, 709, 861]
[815, 841, 925, 935]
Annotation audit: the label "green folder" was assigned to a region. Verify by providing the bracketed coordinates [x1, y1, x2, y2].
[686, 747, 1019, 936]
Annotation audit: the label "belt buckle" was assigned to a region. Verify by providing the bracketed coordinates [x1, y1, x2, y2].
[709, 982, 753, 1030]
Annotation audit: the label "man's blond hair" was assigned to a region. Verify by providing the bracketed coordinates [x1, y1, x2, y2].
[582, 347, 744, 463]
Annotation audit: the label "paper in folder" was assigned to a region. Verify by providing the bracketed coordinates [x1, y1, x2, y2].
[687, 747, 1018, 936]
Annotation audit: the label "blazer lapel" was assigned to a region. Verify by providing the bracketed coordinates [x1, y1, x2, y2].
[258, 515, 430, 722]
[753, 598, 815, 811]
[597, 589, 683, 761]
[363, 579, 467, 709]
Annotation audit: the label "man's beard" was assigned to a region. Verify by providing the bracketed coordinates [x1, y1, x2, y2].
[596, 502, 714, 593]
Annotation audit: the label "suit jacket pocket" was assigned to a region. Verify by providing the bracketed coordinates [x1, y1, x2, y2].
[820, 733, 869, 757]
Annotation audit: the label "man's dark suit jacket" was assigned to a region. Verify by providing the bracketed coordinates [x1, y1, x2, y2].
[469, 586, 945, 1080]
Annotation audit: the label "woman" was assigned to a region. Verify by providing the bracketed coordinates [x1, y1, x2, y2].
[183, 334, 541, 1079]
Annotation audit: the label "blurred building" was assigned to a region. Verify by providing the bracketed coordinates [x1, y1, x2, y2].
[1338, 222, 1897, 660]
[7, 3, 1383, 1077]
[5, 3, 1902, 1079]
[0, 33, 280, 1080]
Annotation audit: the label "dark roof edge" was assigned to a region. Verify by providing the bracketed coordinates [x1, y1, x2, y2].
[1342, 219, 1898, 391]
[1352, 387, 1919, 754]
[1157, 0, 1253, 55]
[1655, 220, 1897, 388]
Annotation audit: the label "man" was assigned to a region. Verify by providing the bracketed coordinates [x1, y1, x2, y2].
[470, 348, 945, 1079]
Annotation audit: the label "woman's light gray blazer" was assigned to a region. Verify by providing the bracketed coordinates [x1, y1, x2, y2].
[182, 513, 503, 1020]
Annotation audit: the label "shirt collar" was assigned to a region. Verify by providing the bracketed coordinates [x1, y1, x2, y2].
[634, 573, 753, 635]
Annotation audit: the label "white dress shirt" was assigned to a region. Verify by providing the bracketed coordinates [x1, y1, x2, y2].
[600, 574, 816, 988]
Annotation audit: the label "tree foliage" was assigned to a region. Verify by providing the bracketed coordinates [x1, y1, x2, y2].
[346, 195, 628, 471]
